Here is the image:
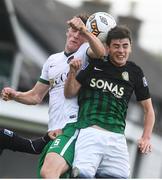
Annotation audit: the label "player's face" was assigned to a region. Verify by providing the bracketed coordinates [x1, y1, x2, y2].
[107, 38, 131, 67]
[65, 27, 86, 53]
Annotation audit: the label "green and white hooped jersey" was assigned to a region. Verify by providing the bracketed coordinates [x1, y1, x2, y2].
[39, 43, 89, 131]
[76, 59, 150, 134]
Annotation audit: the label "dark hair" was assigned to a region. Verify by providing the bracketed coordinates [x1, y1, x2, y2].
[106, 25, 132, 46]
[76, 13, 89, 25]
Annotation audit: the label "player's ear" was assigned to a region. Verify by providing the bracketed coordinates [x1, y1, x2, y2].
[129, 44, 132, 53]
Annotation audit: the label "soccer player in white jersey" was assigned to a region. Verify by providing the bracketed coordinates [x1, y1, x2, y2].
[1, 14, 105, 178]
[39, 43, 89, 132]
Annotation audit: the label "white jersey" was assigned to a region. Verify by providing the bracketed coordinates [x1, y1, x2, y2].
[40, 43, 89, 131]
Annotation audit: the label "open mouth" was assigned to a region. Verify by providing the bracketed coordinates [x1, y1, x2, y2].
[117, 55, 125, 60]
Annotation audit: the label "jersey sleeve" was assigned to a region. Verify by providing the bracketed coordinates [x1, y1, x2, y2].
[134, 66, 150, 101]
[75, 42, 89, 69]
[38, 57, 50, 85]
[76, 63, 93, 85]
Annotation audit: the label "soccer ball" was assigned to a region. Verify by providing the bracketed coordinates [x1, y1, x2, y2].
[86, 12, 116, 42]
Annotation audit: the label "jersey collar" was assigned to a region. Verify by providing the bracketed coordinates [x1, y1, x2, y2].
[64, 51, 75, 57]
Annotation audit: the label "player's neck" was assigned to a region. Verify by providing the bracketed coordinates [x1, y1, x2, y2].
[64, 51, 75, 57]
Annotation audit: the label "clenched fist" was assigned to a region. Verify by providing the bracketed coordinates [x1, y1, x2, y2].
[1, 87, 17, 101]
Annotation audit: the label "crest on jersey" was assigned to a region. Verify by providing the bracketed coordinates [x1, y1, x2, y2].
[122, 71, 129, 81]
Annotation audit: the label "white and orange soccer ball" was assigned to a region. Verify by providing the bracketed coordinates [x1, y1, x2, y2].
[86, 12, 117, 42]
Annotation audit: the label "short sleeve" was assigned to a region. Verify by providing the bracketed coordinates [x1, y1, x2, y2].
[134, 67, 150, 101]
[39, 57, 51, 85]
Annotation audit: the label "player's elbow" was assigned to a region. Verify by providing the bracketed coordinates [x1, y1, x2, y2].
[97, 47, 106, 59]
[30, 95, 43, 105]
[35, 97, 43, 104]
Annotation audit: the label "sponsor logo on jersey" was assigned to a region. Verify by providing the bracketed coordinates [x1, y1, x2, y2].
[142, 77, 148, 87]
[122, 71, 129, 81]
[49, 73, 68, 89]
[90, 78, 124, 98]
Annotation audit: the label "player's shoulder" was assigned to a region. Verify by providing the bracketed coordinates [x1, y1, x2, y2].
[75, 42, 89, 55]
[79, 42, 89, 50]
[127, 61, 143, 72]
[45, 51, 64, 65]
[48, 51, 64, 61]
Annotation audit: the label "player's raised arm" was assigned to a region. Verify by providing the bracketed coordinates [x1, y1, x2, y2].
[64, 59, 82, 98]
[85, 12, 117, 59]
[67, 16, 105, 59]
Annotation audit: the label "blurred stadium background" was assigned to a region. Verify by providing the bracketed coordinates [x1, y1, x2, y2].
[0, 0, 162, 178]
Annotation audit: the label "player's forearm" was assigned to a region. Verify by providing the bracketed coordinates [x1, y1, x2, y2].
[64, 72, 80, 98]
[142, 108, 155, 139]
[83, 29, 105, 59]
[14, 90, 42, 105]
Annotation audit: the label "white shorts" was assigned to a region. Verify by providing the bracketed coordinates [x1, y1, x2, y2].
[73, 127, 130, 178]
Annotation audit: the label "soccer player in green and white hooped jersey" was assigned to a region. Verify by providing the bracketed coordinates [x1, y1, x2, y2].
[64, 25, 155, 178]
